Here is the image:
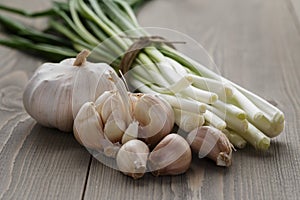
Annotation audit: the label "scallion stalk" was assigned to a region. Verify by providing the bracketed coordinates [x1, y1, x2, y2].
[223, 129, 247, 149]
[0, 0, 284, 150]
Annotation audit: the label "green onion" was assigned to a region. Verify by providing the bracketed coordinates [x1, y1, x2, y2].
[0, 0, 284, 150]
[203, 110, 227, 130]
[223, 129, 247, 149]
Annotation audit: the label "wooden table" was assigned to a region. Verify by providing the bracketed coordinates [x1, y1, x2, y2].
[1, 0, 300, 199]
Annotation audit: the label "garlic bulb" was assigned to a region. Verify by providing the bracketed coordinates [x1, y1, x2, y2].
[148, 133, 192, 176]
[93, 91, 174, 145]
[130, 93, 175, 147]
[186, 126, 233, 167]
[23, 50, 117, 132]
[116, 139, 149, 179]
[72, 69, 175, 163]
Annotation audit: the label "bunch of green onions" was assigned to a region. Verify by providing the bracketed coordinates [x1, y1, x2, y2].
[0, 0, 284, 150]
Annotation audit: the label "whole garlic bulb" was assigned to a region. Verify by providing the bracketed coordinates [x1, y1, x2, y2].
[148, 133, 192, 176]
[23, 50, 117, 132]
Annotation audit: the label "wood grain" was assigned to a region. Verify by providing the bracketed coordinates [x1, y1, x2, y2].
[290, 0, 300, 29]
[1, 0, 300, 200]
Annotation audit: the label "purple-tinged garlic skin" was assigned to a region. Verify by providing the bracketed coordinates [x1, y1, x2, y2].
[148, 133, 192, 176]
[186, 126, 233, 167]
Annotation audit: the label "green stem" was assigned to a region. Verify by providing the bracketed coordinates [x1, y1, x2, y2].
[49, 20, 93, 50]
[239, 123, 270, 151]
[223, 129, 247, 149]
[114, 0, 140, 27]
[0, 36, 77, 61]
[0, 14, 69, 45]
[100, 0, 142, 37]
[0, 4, 55, 17]
[203, 110, 227, 130]
[53, 6, 97, 46]
[76, 0, 129, 50]
[50, 19, 116, 63]
[69, 0, 100, 46]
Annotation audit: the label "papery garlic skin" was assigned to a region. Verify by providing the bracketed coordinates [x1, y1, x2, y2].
[116, 139, 149, 179]
[186, 126, 233, 167]
[23, 50, 117, 132]
[73, 102, 105, 150]
[95, 90, 131, 143]
[93, 91, 175, 145]
[148, 133, 192, 176]
[74, 101, 119, 158]
[122, 120, 139, 144]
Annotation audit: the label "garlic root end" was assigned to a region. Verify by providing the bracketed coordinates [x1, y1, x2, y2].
[73, 49, 90, 66]
[216, 151, 232, 167]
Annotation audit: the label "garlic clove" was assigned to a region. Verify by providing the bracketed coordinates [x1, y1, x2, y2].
[95, 70, 118, 98]
[148, 133, 192, 176]
[158, 96, 176, 131]
[138, 103, 168, 141]
[128, 92, 140, 111]
[99, 93, 117, 123]
[132, 94, 175, 147]
[95, 91, 114, 113]
[186, 126, 233, 167]
[110, 91, 132, 125]
[103, 114, 126, 143]
[99, 92, 129, 124]
[109, 71, 132, 123]
[132, 93, 151, 125]
[116, 139, 149, 179]
[73, 102, 105, 150]
[122, 120, 139, 144]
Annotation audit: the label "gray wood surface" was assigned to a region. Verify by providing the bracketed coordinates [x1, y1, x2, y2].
[1, 0, 300, 199]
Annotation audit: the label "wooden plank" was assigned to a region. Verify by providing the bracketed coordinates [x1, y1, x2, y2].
[1, 0, 300, 199]
[84, 0, 300, 200]
[290, 0, 300, 30]
[0, 114, 91, 200]
[0, 0, 91, 199]
[84, 157, 210, 200]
